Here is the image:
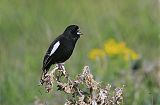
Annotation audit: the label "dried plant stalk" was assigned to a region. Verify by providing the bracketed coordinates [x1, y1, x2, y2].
[41, 65, 124, 105]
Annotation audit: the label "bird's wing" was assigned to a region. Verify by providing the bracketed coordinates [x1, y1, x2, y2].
[49, 41, 60, 56]
[43, 36, 62, 70]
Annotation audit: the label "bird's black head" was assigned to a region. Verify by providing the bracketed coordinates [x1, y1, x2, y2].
[63, 25, 82, 40]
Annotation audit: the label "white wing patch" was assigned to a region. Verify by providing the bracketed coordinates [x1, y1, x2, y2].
[50, 41, 60, 56]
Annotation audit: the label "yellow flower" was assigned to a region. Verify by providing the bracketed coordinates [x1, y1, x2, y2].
[118, 42, 126, 53]
[88, 48, 106, 60]
[89, 38, 139, 61]
[123, 48, 139, 61]
[130, 50, 139, 60]
[104, 39, 126, 56]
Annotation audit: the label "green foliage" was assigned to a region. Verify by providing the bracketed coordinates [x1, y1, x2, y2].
[0, 0, 159, 105]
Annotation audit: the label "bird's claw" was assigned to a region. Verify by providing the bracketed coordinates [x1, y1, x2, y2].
[57, 63, 65, 70]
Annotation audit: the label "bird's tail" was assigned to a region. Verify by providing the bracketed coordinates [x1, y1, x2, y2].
[39, 68, 47, 85]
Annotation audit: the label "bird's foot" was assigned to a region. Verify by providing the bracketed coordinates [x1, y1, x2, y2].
[57, 63, 67, 76]
[57, 63, 68, 78]
[57, 63, 65, 70]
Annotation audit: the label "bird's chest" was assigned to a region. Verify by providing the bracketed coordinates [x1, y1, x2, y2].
[61, 40, 74, 54]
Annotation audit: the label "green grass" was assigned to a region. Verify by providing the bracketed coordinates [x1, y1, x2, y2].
[0, 0, 159, 105]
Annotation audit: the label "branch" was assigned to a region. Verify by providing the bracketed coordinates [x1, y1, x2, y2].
[41, 65, 124, 105]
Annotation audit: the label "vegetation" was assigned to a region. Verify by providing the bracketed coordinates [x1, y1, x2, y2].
[0, 0, 159, 105]
[40, 65, 124, 105]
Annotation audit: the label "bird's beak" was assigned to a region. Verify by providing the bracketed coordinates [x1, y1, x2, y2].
[77, 29, 83, 35]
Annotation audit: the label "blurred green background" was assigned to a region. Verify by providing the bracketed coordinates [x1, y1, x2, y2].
[0, 0, 159, 105]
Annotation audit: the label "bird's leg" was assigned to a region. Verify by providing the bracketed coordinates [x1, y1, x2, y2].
[57, 63, 65, 70]
[58, 63, 67, 76]
[57, 63, 71, 81]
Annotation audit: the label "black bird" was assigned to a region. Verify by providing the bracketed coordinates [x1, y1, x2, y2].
[40, 25, 83, 84]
